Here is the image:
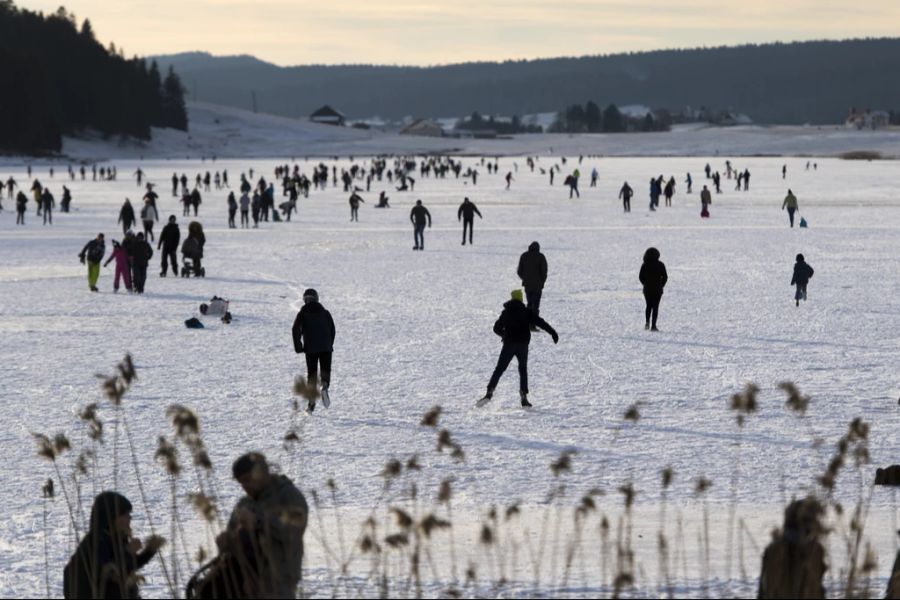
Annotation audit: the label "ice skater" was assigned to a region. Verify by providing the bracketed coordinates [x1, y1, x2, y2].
[103, 240, 133, 293]
[791, 254, 814, 307]
[639, 247, 668, 331]
[292, 288, 336, 412]
[782, 189, 799, 227]
[78, 233, 106, 292]
[700, 185, 712, 218]
[457, 197, 482, 245]
[517, 241, 548, 319]
[477, 289, 559, 408]
[349, 191, 364, 222]
[410, 199, 432, 250]
[619, 182, 633, 212]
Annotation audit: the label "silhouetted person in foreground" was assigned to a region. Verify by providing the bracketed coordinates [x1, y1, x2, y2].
[639, 247, 667, 331]
[64, 491, 165, 599]
[478, 289, 559, 409]
[757, 497, 826, 599]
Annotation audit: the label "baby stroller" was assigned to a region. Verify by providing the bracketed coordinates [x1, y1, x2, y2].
[181, 237, 206, 278]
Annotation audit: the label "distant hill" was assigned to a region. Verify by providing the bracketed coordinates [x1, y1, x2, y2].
[154, 39, 900, 125]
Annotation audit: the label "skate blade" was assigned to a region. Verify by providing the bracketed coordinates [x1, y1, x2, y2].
[476, 396, 493, 408]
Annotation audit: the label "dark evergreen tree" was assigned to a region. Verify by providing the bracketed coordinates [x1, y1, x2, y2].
[161, 65, 188, 131]
[602, 104, 625, 133]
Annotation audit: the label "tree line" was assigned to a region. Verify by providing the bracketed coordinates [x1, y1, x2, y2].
[157, 38, 900, 125]
[0, 2, 187, 155]
[549, 102, 672, 133]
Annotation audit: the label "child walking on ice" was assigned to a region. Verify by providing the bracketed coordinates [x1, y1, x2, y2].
[791, 254, 814, 307]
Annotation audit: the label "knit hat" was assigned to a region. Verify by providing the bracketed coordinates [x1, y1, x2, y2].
[303, 288, 319, 303]
[510, 289, 524, 302]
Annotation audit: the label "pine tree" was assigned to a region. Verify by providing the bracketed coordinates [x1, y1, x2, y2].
[161, 66, 188, 131]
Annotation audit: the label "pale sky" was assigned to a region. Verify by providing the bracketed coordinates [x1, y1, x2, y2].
[20, 0, 900, 66]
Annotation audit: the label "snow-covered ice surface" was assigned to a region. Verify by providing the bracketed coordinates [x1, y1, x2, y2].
[1, 155, 900, 597]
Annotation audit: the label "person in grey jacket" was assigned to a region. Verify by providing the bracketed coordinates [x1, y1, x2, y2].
[217, 453, 308, 598]
[292, 289, 336, 412]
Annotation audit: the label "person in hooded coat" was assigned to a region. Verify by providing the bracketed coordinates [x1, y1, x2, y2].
[791, 253, 814, 307]
[478, 289, 559, 408]
[292, 289, 336, 412]
[103, 240, 133, 293]
[517, 241, 548, 318]
[118, 199, 136, 235]
[639, 247, 668, 331]
[63, 491, 164, 599]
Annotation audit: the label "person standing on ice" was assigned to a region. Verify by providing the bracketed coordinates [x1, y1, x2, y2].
[791, 254, 814, 307]
[410, 199, 432, 250]
[590, 167, 599, 187]
[118, 198, 136, 235]
[685, 172, 693, 194]
[700, 185, 712, 218]
[15, 191, 27, 224]
[517, 241, 548, 319]
[227, 191, 237, 228]
[639, 247, 667, 331]
[40, 188, 54, 224]
[782, 189, 799, 227]
[782, 164, 787, 179]
[239, 192, 250, 228]
[292, 288, 336, 412]
[157, 215, 180, 277]
[130, 233, 153, 294]
[457, 197, 482, 245]
[619, 182, 633, 212]
[664, 177, 676, 207]
[505, 171, 514, 190]
[348, 191, 364, 222]
[477, 289, 559, 408]
[79, 233, 106, 292]
[141, 198, 158, 242]
[103, 240, 133, 293]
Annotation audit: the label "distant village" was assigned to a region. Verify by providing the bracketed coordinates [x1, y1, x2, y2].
[308, 103, 900, 138]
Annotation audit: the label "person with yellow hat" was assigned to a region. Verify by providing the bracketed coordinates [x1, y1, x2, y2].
[477, 289, 559, 408]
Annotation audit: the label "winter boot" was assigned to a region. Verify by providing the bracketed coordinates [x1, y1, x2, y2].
[520, 391, 532, 408]
[306, 398, 316, 413]
[321, 386, 331, 408]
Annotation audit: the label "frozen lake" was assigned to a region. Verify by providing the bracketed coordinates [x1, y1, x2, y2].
[1, 155, 898, 597]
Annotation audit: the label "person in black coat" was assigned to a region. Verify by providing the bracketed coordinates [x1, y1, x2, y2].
[791, 253, 814, 307]
[157, 215, 180, 277]
[457, 197, 482, 245]
[130, 233, 153, 294]
[639, 247, 668, 331]
[63, 491, 164, 599]
[479, 289, 559, 408]
[517, 241, 548, 318]
[410, 200, 432, 250]
[292, 288, 336, 412]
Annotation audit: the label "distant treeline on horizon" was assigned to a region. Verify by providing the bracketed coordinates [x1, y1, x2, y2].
[156, 38, 900, 126]
[0, 2, 188, 155]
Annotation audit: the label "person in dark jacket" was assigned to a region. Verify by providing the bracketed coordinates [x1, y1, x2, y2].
[183, 221, 206, 277]
[348, 191, 364, 222]
[791, 254, 814, 307]
[517, 241, 548, 319]
[118, 199, 136, 234]
[457, 197, 482, 245]
[213, 453, 308, 598]
[227, 191, 237, 228]
[79, 233, 106, 292]
[40, 188, 55, 224]
[410, 199, 432, 250]
[757, 497, 826, 599]
[292, 288, 336, 412]
[15, 191, 27, 225]
[157, 216, 180, 277]
[639, 247, 668, 331]
[130, 233, 153, 294]
[63, 491, 165, 599]
[619, 182, 633, 212]
[478, 289, 559, 408]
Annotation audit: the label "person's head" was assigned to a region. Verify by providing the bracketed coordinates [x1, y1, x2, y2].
[112, 240, 121, 249]
[416, 199, 422, 206]
[232, 452, 271, 499]
[796, 253, 805, 263]
[788, 189, 793, 195]
[125, 198, 131, 203]
[528, 241, 540, 252]
[169, 215, 176, 223]
[510, 289, 524, 303]
[97, 233, 105, 241]
[303, 288, 319, 304]
[136, 232, 145, 241]
[703, 185, 708, 189]
[90, 491, 133, 536]
[643, 247, 660, 263]
[463, 197, 469, 203]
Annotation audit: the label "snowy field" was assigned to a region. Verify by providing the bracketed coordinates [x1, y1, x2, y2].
[1, 155, 900, 597]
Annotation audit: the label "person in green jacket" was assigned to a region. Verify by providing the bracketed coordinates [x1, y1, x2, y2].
[782, 189, 799, 227]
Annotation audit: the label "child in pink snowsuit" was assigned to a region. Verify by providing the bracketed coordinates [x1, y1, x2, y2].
[103, 241, 132, 292]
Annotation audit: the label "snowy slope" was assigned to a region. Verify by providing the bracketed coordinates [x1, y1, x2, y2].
[52, 101, 900, 161]
[1, 156, 899, 597]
